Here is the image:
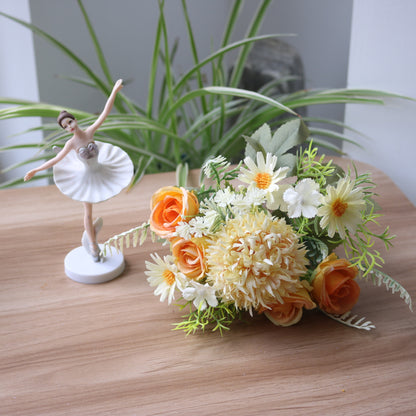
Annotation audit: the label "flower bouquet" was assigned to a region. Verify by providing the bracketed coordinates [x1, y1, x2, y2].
[102, 120, 412, 334]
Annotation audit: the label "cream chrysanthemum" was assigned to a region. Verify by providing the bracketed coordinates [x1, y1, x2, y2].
[318, 176, 365, 239]
[145, 253, 185, 304]
[205, 210, 308, 312]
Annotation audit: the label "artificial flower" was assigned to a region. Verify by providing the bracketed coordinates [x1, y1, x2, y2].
[105, 122, 406, 334]
[232, 186, 268, 212]
[181, 280, 219, 311]
[205, 209, 308, 312]
[238, 152, 289, 205]
[212, 187, 237, 207]
[145, 253, 185, 304]
[171, 237, 207, 280]
[318, 176, 365, 239]
[311, 253, 360, 315]
[283, 178, 322, 218]
[260, 285, 316, 327]
[202, 155, 230, 179]
[150, 186, 199, 238]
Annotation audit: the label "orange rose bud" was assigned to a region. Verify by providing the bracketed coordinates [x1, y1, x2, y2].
[150, 186, 199, 238]
[261, 287, 316, 327]
[171, 237, 207, 280]
[312, 253, 360, 315]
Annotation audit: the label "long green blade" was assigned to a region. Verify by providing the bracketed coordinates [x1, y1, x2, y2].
[0, 11, 110, 97]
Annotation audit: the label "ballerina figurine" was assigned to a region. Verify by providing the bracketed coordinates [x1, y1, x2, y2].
[24, 79, 134, 264]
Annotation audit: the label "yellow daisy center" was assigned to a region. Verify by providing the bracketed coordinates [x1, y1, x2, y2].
[254, 172, 272, 189]
[163, 269, 175, 286]
[331, 198, 348, 217]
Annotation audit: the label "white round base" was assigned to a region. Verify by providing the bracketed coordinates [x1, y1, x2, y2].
[64, 245, 125, 284]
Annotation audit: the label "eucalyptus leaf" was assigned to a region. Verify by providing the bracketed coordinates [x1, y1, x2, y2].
[275, 153, 297, 175]
[244, 119, 309, 175]
[271, 118, 310, 155]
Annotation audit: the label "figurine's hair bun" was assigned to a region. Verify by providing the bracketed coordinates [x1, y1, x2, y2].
[57, 110, 76, 128]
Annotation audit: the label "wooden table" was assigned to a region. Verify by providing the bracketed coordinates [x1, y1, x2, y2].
[1, 158, 415, 416]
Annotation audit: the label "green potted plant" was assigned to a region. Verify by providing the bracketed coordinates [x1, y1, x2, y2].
[0, 0, 402, 188]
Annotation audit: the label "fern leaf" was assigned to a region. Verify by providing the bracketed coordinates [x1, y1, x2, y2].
[100, 222, 151, 256]
[118, 236, 124, 253]
[133, 229, 139, 247]
[322, 310, 376, 331]
[367, 269, 413, 312]
[140, 227, 148, 245]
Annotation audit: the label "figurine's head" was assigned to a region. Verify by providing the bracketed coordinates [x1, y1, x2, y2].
[57, 110, 77, 133]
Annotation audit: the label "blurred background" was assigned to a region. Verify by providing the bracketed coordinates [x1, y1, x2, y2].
[0, 0, 415, 205]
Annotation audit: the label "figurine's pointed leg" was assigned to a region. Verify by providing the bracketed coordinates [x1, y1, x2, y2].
[82, 202, 103, 262]
[82, 217, 103, 261]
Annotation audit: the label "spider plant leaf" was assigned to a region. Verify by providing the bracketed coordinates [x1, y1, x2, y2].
[173, 33, 291, 97]
[181, 0, 208, 114]
[228, 0, 274, 88]
[0, 11, 110, 97]
[176, 162, 189, 188]
[77, 0, 113, 85]
[128, 155, 155, 189]
[0, 104, 91, 120]
[308, 127, 364, 148]
[0, 173, 52, 189]
[147, 2, 164, 119]
[202, 86, 299, 116]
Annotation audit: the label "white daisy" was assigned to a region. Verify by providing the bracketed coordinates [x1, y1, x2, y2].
[238, 152, 289, 205]
[318, 176, 366, 239]
[283, 178, 322, 218]
[181, 280, 218, 311]
[145, 253, 186, 304]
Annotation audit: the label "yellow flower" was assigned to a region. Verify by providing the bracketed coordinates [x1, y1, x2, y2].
[205, 210, 308, 312]
[238, 152, 289, 205]
[318, 176, 365, 239]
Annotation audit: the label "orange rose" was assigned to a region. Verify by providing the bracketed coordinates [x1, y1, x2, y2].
[171, 237, 207, 280]
[312, 253, 360, 315]
[150, 186, 199, 238]
[261, 286, 316, 327]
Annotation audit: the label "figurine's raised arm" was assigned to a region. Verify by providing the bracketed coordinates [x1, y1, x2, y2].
[24, 139, 74, 182]
[87, 79, 123, 135]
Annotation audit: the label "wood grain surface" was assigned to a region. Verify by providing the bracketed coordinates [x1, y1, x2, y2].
[1, 158, 415, 416]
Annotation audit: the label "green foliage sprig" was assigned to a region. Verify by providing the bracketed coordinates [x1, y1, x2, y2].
[343, 172, 394, 277]
[173, 301, 243, 335]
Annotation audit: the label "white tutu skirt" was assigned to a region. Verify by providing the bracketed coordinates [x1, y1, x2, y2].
[53, 141, 134, 203]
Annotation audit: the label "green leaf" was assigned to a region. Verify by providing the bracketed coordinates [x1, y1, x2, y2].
[271, 118, 310, 156]
[203, 86, 298, 116]
[228, 0, 274, 88]
[0, 11, 110, 97]
[244, 120, 309, 174]
[176, 163, 189, 188]
[77, 0, 113, 85]
[276, 153, 297, 175]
